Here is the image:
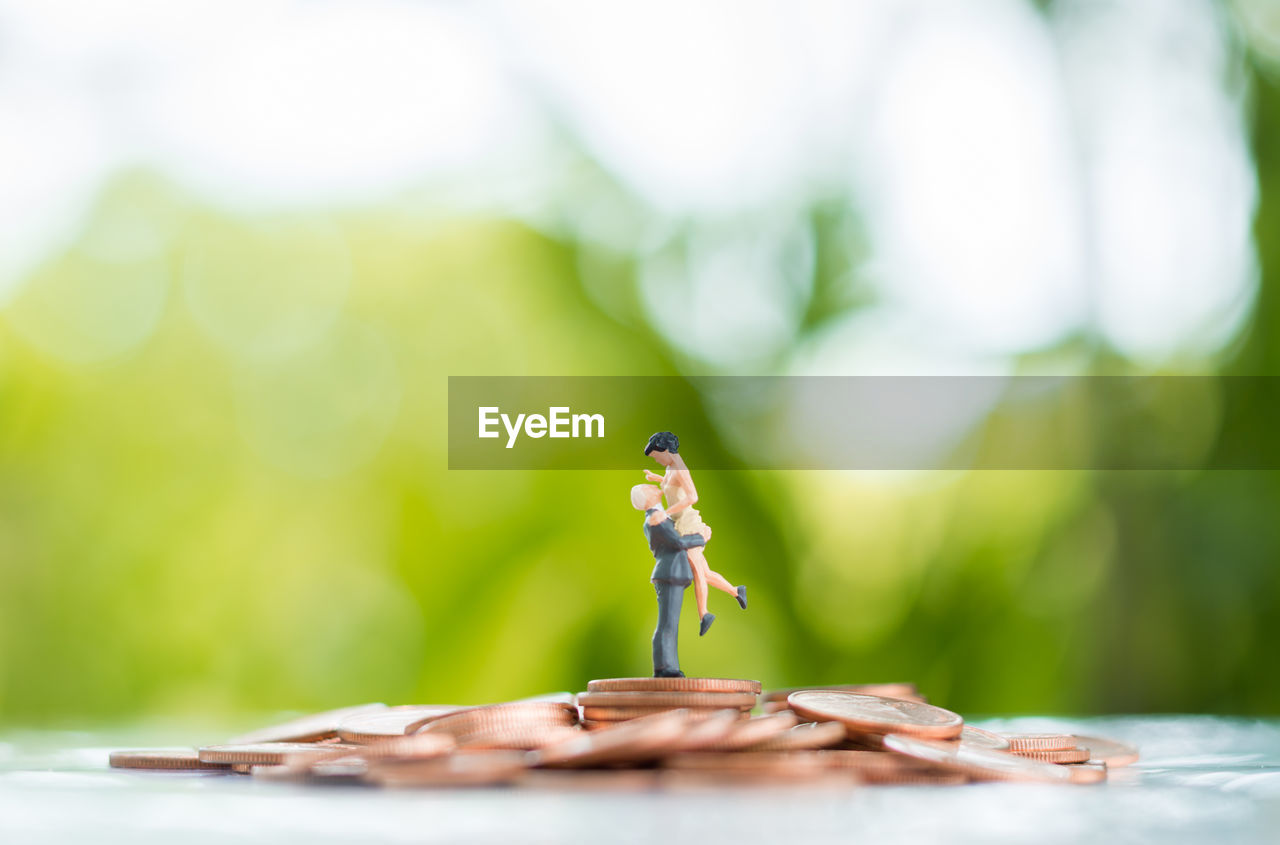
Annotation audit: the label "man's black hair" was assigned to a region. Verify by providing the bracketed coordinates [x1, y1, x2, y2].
[644, 431, 680, 455]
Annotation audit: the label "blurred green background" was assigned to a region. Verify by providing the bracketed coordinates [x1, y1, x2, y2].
[3, 0, 1280, 724]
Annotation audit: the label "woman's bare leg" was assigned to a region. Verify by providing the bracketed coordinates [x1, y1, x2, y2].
[694, 523, 738, 598]
[704, 566, 738, 597]
[688, 547, 710, 618]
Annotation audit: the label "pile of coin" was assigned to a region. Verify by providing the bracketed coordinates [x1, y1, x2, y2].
[108, 680, 1139, 789]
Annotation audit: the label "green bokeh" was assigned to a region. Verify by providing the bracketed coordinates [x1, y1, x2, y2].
[4, 14, 1280, 726]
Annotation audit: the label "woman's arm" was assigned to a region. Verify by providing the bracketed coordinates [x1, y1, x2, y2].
[679, 532, 706, 549]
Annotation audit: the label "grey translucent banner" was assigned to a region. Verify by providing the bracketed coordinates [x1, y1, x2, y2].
[448, 376, 1276, 470]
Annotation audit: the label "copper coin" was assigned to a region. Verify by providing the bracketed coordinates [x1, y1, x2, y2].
[457, 725, 582, 751]
[883, 734, 1073, 784]
[344, 732, 457, 761]
[788, 692, 963, 741]
[836, 734, 890, 751]
[271, 736, 454, 778]
[957, 726, 1011, 751]
[596, 707, 749, 722]
[534, 710, 690, 767]
[227, 703, 386, 745]
[421, 702, 578, 738]
[577, 691, 757, 709]
[663, 751, 830, 776]
[366, 750, 531, 787]
[666, 710, 744, 752]
[109, 750, 231, 771]
[402, 709, 476, 734]
[580, 714, 744, 729]
[762, 683, 921, 703]
[436, 700, 577, 724]
[1072, 735, 1139, 767]
[1013, 746, 1092, 764]
[744, 721, 847, 752]
[582, 704, 750, 722]
[337, 706, 464, 743]
[438, 714, 580, 736]
[198, 743, 355, 765]
[269, 744, 363, 774]
[587, 677, 761, 694]
[1002, 732, 1076, 752]
[697, 712, 800, 751]
[580, 707, 743, 723]
[405, 697, 576, 733]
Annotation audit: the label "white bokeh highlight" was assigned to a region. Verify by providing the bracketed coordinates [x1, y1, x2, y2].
[149, 2, 527, 209]
[1058, 0, 1258, 362]
[856, 0, 1087, 356]
[0, 0, 1264, 374]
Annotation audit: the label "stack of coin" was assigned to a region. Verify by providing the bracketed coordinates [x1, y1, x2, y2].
[578, 677, 761, 726]
[1003, 733, 1092, 763]
[198, 742, 361, 767]
[995, 732, 1138, 782]
[108, 682, 1139, 791]
[108, 750, 232, 771]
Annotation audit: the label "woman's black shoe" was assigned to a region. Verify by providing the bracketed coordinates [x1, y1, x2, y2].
[700, 613, 716, 636]
[737, 585, 748, 609]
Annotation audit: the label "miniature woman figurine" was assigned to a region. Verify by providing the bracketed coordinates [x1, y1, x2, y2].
[643, 431, 747, 636]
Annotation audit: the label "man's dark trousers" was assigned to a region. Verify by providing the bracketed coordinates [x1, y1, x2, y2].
[652, 579, 687, 677]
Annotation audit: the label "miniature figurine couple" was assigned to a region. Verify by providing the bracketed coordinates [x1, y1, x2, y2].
[631, 431, 747, 678]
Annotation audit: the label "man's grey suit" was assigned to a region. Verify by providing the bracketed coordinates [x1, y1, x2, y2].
[643, 508, 707, 677]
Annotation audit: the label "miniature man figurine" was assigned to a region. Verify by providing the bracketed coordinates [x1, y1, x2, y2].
[631, 483, 705, 678]
[643, 431, 747, 637]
